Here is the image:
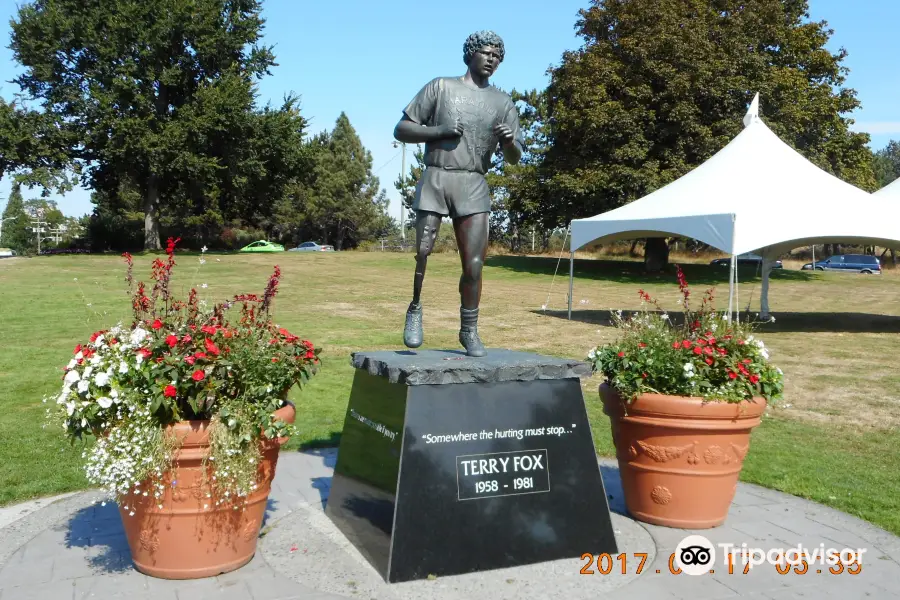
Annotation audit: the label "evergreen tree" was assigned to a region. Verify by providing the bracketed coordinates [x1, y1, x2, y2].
[0, 183, 32, 253]
[307, 113, 392, 249]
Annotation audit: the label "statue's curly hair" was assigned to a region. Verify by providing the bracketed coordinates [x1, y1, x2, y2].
[463, 30, 505, 65]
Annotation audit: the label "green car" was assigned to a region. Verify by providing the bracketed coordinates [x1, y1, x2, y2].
[238, 240, 284, 253]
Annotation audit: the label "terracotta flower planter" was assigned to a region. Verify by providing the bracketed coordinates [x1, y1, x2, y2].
[119, 402, 296, 579]
[600, 383, 765, 529]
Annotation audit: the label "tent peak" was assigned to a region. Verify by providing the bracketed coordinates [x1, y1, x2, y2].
[743, 93, 761, 128]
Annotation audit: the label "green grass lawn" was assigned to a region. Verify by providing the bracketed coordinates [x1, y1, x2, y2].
[1, 250, 898, 536]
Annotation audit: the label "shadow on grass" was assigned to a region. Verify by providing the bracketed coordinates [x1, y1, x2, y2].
[538, 308, 900, 333]
[298, 431, 342, 450]
[485, 255, 816, 286]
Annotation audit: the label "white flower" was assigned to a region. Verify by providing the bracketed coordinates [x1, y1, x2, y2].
[201, 283, 208, 289]
[67, 359, 77, 370]
[661, 314, 669, 320]
[199, 258, 206, 265]
[118, 361, 128, 374]
[64, 370, 80, 385]
[97, 397, 113, 409]
[77, 379, 90, 394]
[94, 372, 110, 387]
[201, 245, 208, 253]
[130, 328, 149, 345]
[75, 351, 84, 360]
[66, 402, 76, 416]
[90, 355, 102, 366]
[683, 362, 694, 371]
[588, 349, 597, 360]
[83, 366, 94, 379]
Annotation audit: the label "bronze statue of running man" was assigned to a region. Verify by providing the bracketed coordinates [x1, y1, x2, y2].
[393, 30, 524, 357]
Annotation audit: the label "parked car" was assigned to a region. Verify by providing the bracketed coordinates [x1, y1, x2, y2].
[709, 253, 783, 269]
[801, 254, 881, 274]
[238, 240, 284, 253]
[0, 248, 16, 258]
[288, 241, 335, 252]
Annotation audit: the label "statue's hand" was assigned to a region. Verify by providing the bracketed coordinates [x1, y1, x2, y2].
[437, 121, 463, 139]
[494, 123, 515, 146]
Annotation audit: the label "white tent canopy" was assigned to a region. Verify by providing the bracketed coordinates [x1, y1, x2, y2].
[874, 176, 900, 199]
[567, 93, 900, 318]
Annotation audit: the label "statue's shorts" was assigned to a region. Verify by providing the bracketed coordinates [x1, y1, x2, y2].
[412, 167, 491, 218]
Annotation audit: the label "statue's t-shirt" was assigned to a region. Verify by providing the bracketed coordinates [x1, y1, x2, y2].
[402, 76, 524, 175]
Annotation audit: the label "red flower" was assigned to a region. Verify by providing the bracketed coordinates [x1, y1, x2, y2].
[82, 347, 95, 359]
[165, 334, 178, 348]
[708, 337, 717, 345]
[164, 385, 177, 398]
[703, 347, 713, 355]
[201, 325, 217, 335]
[681, 340, 692, 349]
[271, 358, 279, 363]
[642, 373, 648, 379]
[184, 356, 196, 366]
[109, 338, 118, 345]
[155, 357, 164, 364]
[617, 351, 625, 358]
[672, 342, 681, 349]
[151, 319, 163, 330]
[705, 357, 714, 366]
[717, 347, 727, 355]
[137, 348, 152, 359]
[749, 375, 760, 384]
[74, 344, 82, 355]
[204, 338, 220, 356]
[743, 358, 752, 364]
[638, 342, 647, 348]
[697, 338, 707, 346]
[692, 346, 702, 355]
[89, 330, 105, 343]
[181, 335, 192, 344]
[728, 371, 738, 379]
[302, 340, 314, 350]
[305, 350, 315, 359]
[191, 370, 205, 382]
[738, 364, 749, 375]
[194, 352, 208, 360]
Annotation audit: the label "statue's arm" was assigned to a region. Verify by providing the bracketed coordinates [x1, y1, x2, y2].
[501, 137, 523, 165]
[394, 116, 455, 144]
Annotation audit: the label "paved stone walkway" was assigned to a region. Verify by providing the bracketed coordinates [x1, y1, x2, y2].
[1, 449, 898, 599]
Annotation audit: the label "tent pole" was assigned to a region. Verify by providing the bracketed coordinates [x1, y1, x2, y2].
[567, 252, 574, 320]
[760, 256, 773, 319]
[727, 254, 735, 323]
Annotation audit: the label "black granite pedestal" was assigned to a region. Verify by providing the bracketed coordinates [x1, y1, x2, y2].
[324, 349, 618, 583]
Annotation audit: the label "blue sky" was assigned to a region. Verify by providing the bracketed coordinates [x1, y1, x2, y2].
[1, 0, 899, 222]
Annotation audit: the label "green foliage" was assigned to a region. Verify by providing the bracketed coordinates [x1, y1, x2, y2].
[873, 140, 900, 189]
[291, 113, 394, 250]
[8, 0, 308, 250]
[587, 266, 784, 404]
[540, 0, 877, 229]
[0, 183, 32, 253]
[394, 144, 425, 232]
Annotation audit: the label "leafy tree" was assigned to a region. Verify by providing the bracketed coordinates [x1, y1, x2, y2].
[873, 140, 900, 189]
[9, 0, 279, 249]
[0, 182, 32, 253]
[487, 88, 551, 251]
[541, 0, 876, 267]
[0, 97, 74, 192]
